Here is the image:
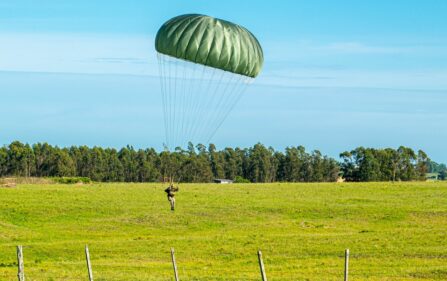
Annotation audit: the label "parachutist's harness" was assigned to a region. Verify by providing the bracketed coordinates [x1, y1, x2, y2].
[165, 185, 179, 197]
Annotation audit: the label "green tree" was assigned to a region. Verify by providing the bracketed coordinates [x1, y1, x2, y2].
[0, 147, 8, 176]
[180, 153, 213, 182]
[358, 148, 382, 181]
[119, 146, 138, 182]
[135, 149, 159, 182]
[439, 169, 446, 180]
[340, 151, 358, 182]
[397, 146, 417, 181]
[416, 150, 430, 180]
[7, 141, 35, 177]
[222, 147, 242, 180]
[209, 144, 225, 179]
[284, 146, 305, 182]
[322, 157, 340, 182]
[103, 148, 124, 182]
[247, 143, 275, 183]
[51, 148, 76, 177]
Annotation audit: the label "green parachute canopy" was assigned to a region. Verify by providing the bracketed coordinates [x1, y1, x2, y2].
[155, 14, 264, 78]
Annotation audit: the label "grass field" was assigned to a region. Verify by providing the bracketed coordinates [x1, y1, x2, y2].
[0, 182, 446, 280]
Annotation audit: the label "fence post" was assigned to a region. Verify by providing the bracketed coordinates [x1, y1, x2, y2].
[17, 245, 25, 281]
[85, 245, 94, 281]
[344, 249, 349, 281]
[258, 250, 268, 281]
[171, 248, 179, 281]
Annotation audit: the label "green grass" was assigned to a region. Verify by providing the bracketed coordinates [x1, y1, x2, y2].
[0, 182, 446, 280]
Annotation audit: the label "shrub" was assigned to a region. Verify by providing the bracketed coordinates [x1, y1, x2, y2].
[234, 176, 250, 183]
[52, 177, 91, 184]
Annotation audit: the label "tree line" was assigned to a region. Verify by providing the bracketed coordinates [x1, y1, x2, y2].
[0, 141, 443, 182]
[428, 160, 447, 180]
[339, 146, 433, 181]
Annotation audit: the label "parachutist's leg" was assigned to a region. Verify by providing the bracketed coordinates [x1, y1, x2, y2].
[169, 196, 175, 211]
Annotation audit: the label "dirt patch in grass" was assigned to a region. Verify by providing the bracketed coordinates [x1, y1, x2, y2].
[0, 177, 53, 185]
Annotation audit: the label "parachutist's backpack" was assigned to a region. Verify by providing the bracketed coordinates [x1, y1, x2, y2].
[165, 186, 178, 197]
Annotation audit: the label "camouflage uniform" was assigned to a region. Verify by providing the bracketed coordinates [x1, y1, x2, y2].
[165, 184, 179, 211]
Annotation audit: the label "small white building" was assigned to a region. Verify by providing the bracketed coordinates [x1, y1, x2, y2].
[213, 179, 234, 184]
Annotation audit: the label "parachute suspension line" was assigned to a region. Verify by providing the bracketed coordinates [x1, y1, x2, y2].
[157, 54, 169, 148]
[203, 75, 241, 142]
[175, 60, 186, 147]
[174, 57, 187, 149]
[202, 74, 246, 143]
[186, 64, 211, 147]
[180, 58, 195, 148]
[194, 70, 239, 143]
[189, 66, 222, 145]
[170, 56, 178, 149]
[206, 77, 253, 143]
[172, 56, 179, 149]
[188, 66, 226, 145]
[168, 56, 175, 149]
[188, 62, 203, 145]
[160, 55, 217, 149]
[199, 72, 236, 139]
[184, 61, 206, 148]
[189, 69, 217, 143]
[157, 56, 257, 149]
[183, 59, 201, 148]
[160, 54, 172, 149]
[181, 62, 207, 148]
[208, 74, 247, 142]
[162, 55, 172, 150]
[165, 54, 173, 149]
[178, 59, 192, 148]
[186, 66, 211, 143]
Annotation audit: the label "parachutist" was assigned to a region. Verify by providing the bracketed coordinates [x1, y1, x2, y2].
[165, 183, 179, 211]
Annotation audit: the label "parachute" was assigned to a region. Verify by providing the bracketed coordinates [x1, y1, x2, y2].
[156, 14, 264, 149]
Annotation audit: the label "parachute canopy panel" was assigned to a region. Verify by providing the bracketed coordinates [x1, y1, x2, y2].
[155, 14, 264, 78]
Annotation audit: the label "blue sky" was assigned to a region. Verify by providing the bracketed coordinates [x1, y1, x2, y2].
[1, 0, 446, 162]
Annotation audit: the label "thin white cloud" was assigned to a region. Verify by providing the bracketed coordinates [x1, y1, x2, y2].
[259, 39, 447, 90]
[257, 67, 447, 91]
[1, 33, 446, 91]
[264, 39, 447, 62]
[320, 42, 406, 54]
[0, 32, 158, 76]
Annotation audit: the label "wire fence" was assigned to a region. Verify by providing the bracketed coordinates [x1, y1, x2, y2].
[9, 245, 350, 281]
